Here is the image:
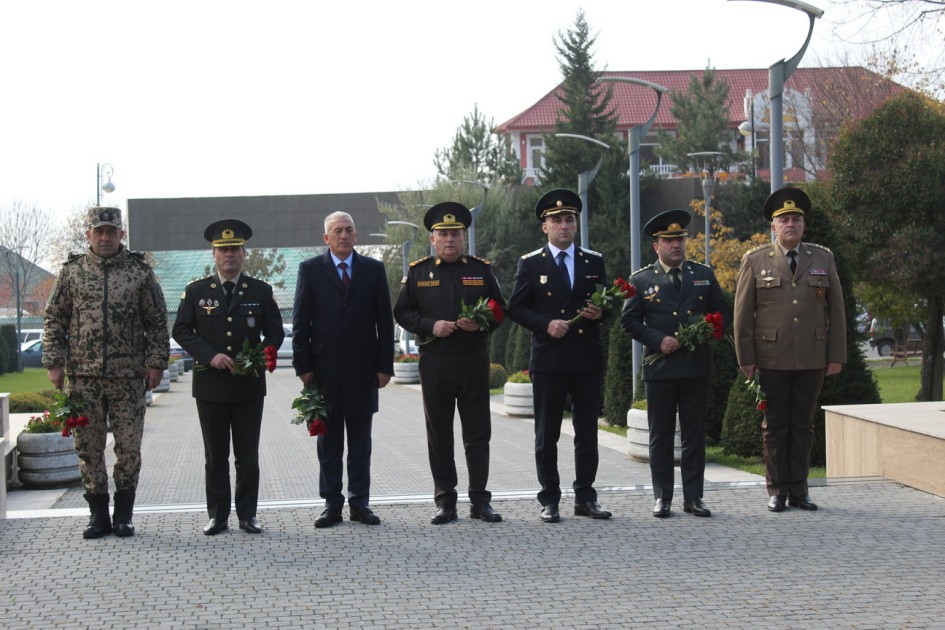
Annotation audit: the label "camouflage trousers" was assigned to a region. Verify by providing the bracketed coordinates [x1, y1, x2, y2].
[66, 376, 148, 494]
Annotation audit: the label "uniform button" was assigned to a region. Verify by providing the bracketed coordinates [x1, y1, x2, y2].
[227, 331, 232, 337]
[699, 296, 703, 300]
[672, 311, 677, 316]
[227, 346, 232, 352]
[560, 309, 566, 315]
[792, 282, 797, 288]
[547, 292, 552, 297]
[578, 329, 584, 334]
[793, 299, 798, 304]
[793, 317, 799, 322]
[228, 317, 233, 322]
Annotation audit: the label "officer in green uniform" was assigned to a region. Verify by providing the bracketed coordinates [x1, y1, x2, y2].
[43, 207, 169, 539]
[393, 202, 507, 525]
[173, 219, 284, 535]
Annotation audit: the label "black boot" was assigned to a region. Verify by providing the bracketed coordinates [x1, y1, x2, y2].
[112, 489, 136, 537]
[83, 493, 112, 539]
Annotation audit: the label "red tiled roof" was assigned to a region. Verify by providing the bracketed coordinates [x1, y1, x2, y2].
[495, 67, 904, 133]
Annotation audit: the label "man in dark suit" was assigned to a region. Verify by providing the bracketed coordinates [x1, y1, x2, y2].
[292, 211, 394, 528]
[621, 209, 730, 518]
[173, 219, 284, 535]
[393, 202, 506, 525]
[507, 189, 611, 524]
[734, 187, 845, 512]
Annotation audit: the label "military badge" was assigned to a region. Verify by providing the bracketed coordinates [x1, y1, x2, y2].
[643, 285, 660, 302]
[540, 275, 548, 285]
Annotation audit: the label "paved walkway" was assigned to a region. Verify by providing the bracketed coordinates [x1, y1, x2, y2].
[3, 367, 944, 628]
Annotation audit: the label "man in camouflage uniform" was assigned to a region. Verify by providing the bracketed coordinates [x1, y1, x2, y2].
[43, 207, 169, 539]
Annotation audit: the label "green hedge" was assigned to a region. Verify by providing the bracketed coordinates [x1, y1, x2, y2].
[8, 390, 59, 413]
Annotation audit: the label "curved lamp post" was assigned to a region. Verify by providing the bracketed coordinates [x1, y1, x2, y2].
[554, 133, 611, 250]
[738, 89, 758, 181]
[96, 162, 116, 206]
[687, 151, 726, 265]
[387, 220, 421, 278]
[597, 76, 668, 397]
[730, 0, 823, 192]
[449, 180, 488, 257]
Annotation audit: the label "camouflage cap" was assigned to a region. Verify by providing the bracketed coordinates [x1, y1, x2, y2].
[87, 207, 123, 229]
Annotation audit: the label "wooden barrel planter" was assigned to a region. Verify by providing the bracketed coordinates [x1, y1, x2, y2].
[626, 408, 681, 464]
[503, 382, 534, 417]
[16, 432, 82, 488]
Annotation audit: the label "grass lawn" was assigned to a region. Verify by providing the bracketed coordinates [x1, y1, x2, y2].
[869, 363, 922, 403]
[0, 368, 52, 394]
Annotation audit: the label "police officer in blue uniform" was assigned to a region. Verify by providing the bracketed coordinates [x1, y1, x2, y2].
[173, 219, 284, 535]
[622, 209, 730, 518]
[507, 189, 612, 524]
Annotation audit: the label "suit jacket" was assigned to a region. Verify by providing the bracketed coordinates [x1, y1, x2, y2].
[733, 241, 846, 370]
[622, 259, 730, 381]
[507, 245, 608, 374]
[393, 254, 506, 356]
[292, 250, 394, 418]
[172, 274, 284, 403]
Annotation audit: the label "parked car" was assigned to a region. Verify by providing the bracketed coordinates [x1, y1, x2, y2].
[394, 324, 418, 357]
[20, 339, 44, 368]
[278, 324, 293, 360]
[869, 320, 923, 357]
[169, 341, 194, 371]
[18, 328, 43, 349]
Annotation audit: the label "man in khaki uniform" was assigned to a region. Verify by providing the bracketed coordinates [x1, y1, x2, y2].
[733, 187, 845, 513]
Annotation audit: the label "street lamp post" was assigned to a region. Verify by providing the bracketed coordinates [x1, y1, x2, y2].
[387, 220, 421, 278]
[597, 76, 668, 397]
[449, 180, 488, 257]
[687, 152, 726, 266]
[96, 162, 116, 206]
[730, 0, 823, 192]
[738, 89, 757, 180]
[554, 133, 611, 250]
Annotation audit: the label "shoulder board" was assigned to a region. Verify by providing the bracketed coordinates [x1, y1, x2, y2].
[685, 259, 711, 269]
[408, 255, 433, 268]
[579, 248, 603, 258]
[743, 243, 772, 258]
[630, 264, 656, 277]
[186, 275, 214, 287]
[128, 250, 146, 260]
[521, 248, 544, 259]
[65, 252, 85, 264]
[468, 255, 491, 265]
[806, 242, 832, 253]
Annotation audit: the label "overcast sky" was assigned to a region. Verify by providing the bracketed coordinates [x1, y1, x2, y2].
[0, 1, 932, 220]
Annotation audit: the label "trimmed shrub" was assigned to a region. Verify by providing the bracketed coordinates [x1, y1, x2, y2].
[0, 324, 17, 374]
[603, 323, 633, 427]
[488, 363, 508, 389]
[720, 376, 764, 459]
[489, 320, 511, 368]
[8, 390, 59, 413]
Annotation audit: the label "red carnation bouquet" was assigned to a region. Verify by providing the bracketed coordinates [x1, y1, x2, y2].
[291, 383, 331, 437]
[643, 311, 726, 365]
[568, 277, 636, 325]
[199, 339, 277, 377]
[457, 296, 505, 330]
[51, 391, 89, 438]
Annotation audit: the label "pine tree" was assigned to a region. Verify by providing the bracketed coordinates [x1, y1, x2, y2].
[433, 104, 523, 187]
[656, 66, 734, 170]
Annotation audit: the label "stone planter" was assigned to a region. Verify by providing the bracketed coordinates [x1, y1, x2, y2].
[392, 361, 420, 384]
[154, 369, 171, 393]
[168, 362, 180, 381]
[504, 382, 533, 417]
[626, 408, 681, 464]
[16, 432, 82, 488]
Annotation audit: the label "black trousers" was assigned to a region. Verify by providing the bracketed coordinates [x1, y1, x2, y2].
[418, 351, 491, 507]
[758, 368, 824, 498]
[531, 370, 602, 507]
[644, 376, 710, 501]
[195, 398, 264, 521]
[317, 414, 373, 512]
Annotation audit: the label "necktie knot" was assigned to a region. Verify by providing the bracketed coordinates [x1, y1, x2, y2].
[339, 261, 351, 287]
[670, 267, 681, 290]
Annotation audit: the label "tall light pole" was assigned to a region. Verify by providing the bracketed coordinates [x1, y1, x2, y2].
[597, 76, 668, 397]
[449, 180, 488, 257]
[738, 89, 757, 180]
[554, 133, 611, 250]
[730, 0, 823, 192]
[96, 162, 116, 206]
[387, 220, 420, 279]
[687, 151, 726, 265]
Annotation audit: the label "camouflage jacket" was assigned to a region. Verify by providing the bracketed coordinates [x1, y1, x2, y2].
[43, 246, 170, 378]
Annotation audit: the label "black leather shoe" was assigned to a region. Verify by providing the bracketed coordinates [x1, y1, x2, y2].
[767, 495, 787, 512]
[540, 504, 560, 523]
[574, 501, 612, 519]
[430, 506, 458, 525]
[202, 518, 228, 536]
[469, 502, 502, 522]
[683, 497, 712, 517]
[788, 495, 818, 511]
[238, 517, 262, 533]
[315, 509, 343, 528]
[653, 498, 671, 518]
[350, 507, 381, 525]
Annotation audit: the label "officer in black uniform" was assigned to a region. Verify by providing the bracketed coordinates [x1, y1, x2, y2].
[173, 219, 284, 535]
[393, 202, 507, 525]
[621, 209, 730, 518]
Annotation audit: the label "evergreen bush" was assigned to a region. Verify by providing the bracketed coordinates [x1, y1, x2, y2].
[0, 324, 17, 374]
[488, 363, 508, 389]
[603, 323, 633, 427]
[720, 377, 764, 459]
[8, 390, 59, 413]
